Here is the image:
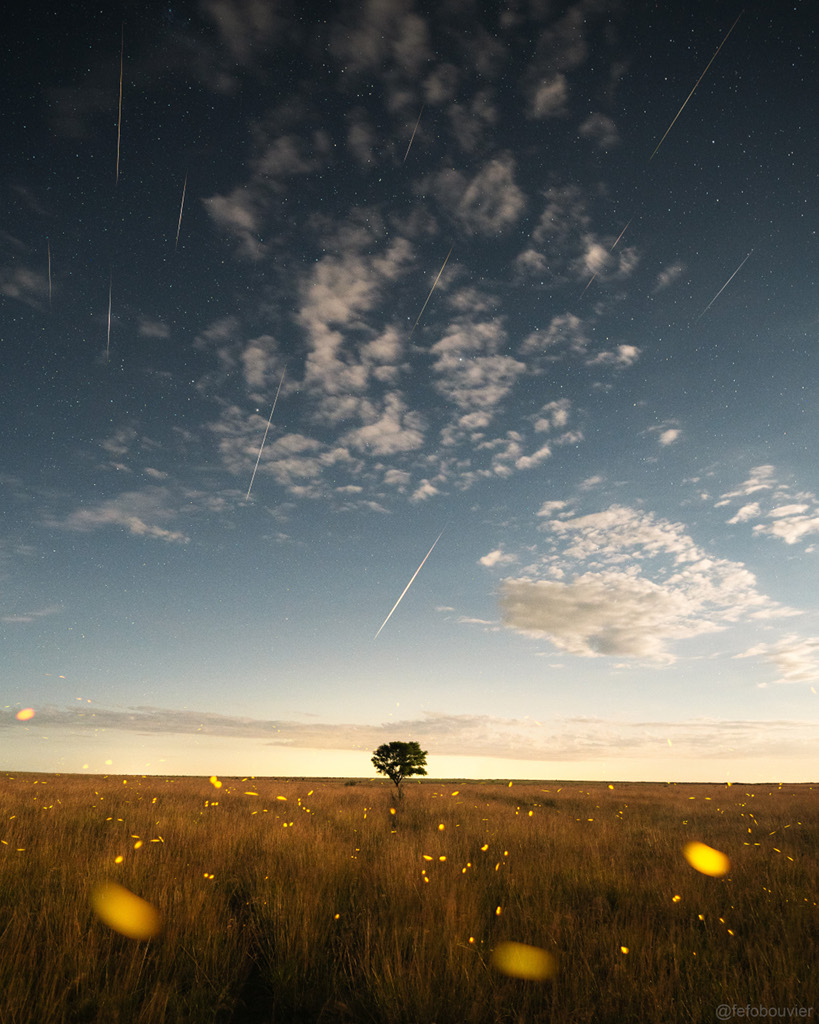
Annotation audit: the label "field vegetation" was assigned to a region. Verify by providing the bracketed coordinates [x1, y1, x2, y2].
[1, 772, 816, 1023]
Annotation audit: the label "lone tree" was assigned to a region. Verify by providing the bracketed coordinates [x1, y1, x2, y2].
[371, 741, 428, 798]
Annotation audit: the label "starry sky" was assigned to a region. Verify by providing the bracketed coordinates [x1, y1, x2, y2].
[3, 0, 818, 781]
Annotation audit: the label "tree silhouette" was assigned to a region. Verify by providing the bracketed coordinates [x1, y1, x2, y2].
[371, 740, 428, 798]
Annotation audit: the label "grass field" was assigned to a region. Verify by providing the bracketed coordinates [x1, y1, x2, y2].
[1, 772, 816, 1023]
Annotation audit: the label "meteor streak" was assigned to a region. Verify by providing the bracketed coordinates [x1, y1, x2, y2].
[580, 219, 632, 295]
[408, 247, 453, 340]
[697, 249, 753, 319]
[106, 273, 112, 362]
[403, 105, 424, 163]
[116, 26, 124, 183]
[245, 367, 286, 501]
[47, 240, 51, 305]
[374, 529, 445, 640]
[650, 12, 743, 161]
[175, 173, 187, 250]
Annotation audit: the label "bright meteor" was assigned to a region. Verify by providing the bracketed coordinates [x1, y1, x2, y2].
[374, 529, 445, 640]
[650, 12, 743, 161]
[245, 367, 286, 501]
[408, 247, 453, 340]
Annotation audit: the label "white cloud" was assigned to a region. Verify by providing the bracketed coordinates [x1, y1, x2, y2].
[498, 504, 790, 662]
[653, 262, 685, 292]
[532, 399, 572, 432]
[479, 548, 518, 568]
[327, 0, 431, 74]
[529, 74, 568, 118]
[717, 468, 819, 547]
[431, 320, 525, 413]
[715, 466, 777, 506]
[536, 500, 568, 518]
[754, 512, 819, 546]
[410, 479, 440, 502]
[138, 317, 170, 339]
[578, 113, 619, 148]
[514, 443, 552, 471]
[658, 428, 681, 446]
[522, 313, 589, 355]
[727, 502, 761, 524]
[735, 635, 819, 684]
[56, 489, 190, 543]
[341, 393, 425, 455]
[2, 604, 62, 625]
[202, 0, 280, 63]
[429, 154, 526, 234]
[586, 344, 640, 368]
[500, 574, 712, 661]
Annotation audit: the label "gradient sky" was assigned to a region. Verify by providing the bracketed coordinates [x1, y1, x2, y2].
[3, 0, 818, 781]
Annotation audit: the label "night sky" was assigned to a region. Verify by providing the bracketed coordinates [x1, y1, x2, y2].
[3, 0, 817, 780]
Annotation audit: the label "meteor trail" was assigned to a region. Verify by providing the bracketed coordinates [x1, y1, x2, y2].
[116, 26, 124, 183]
[697, 250, 753, 319]
[408, 247, 453, 340]
[245, 367, 286, 501]
[374, 529, 445, 640]
[403, 105, 424, 163]
[650, 11, 743, 161]
[580, 219, 632, 295]
[175, 173, 187, 250]
[47, 240, 51, 305]
[106, 274, 112, 362]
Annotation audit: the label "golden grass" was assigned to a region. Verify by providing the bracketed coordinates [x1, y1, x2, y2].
[1, 773, 816, 1023]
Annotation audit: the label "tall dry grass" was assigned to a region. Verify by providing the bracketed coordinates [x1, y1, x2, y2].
[1, 773, 816, 1023]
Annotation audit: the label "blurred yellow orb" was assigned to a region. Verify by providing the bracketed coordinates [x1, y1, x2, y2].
[491, 941, 556, 981]
[683, 841, 730, 877]
[91, 881, 161, 939]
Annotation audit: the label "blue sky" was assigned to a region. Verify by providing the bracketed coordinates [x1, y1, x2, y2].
[2, 0, 818, 781]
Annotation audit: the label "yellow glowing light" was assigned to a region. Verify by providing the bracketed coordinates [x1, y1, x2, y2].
[209, 776, 222, 788]
[91, 881, 161, 940]
[390, 807, 396, 815]
[114, 856, 124, 864]
[439, 855, 446, 861]
[451, 791, 459, 796]
[15, 708, 35, 721]
[276, 795, 287, 801]
[683, 841, 731, 877]
[422, 854, 433, 861]
[244, 791, 258, 796]
[672, 895, 682, 902]
[491, 941, 556, 981]
[481, 844, 489, 852]
[620, 946, 629, 954]
[495, 905, 502, 916]
[133, 841, 143, 849]
[438, 823, 445, 831]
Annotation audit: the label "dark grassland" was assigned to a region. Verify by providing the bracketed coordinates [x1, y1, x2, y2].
[1, 773, 816, 1023]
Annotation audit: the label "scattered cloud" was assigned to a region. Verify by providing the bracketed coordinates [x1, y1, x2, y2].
[479, 548, 518, 568]
[498, 504, 793, 663]
[735, 635, 819, 685]
[578, 113, 619, 148]
[52, 488, 190, 543]
[7, 704, 817, 763]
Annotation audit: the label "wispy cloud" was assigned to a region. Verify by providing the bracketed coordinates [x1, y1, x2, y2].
[2, 604, 62, 625]
[7, 704, 817, 763]
[735, 635, 819, 685]
[50, 488, 190, 543]
[498, 504, 796, 662]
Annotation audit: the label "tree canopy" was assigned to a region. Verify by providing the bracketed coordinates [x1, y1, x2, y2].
[371, 741, 428, 794]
